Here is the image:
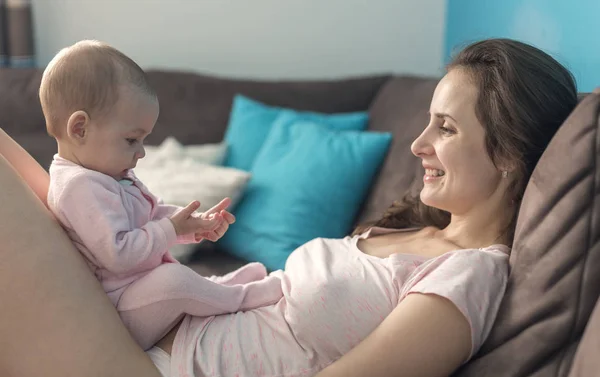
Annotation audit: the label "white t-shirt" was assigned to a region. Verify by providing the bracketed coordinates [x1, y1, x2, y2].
[156, 227, 509, 377]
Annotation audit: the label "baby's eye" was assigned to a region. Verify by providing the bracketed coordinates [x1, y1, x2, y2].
[126, 138, 138, 145]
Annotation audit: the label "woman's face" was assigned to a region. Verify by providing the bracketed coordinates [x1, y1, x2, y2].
[411, 68, 506, 215]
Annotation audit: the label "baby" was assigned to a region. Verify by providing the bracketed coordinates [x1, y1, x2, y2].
[41, 40, 283, 350]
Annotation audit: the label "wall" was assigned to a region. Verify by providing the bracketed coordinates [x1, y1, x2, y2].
[31, 0, 447, 80]
[445, 0, 600, 92]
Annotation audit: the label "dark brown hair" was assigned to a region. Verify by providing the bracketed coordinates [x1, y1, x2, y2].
[354, 38, 578, 242]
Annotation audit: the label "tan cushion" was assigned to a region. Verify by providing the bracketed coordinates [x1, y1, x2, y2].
[360, 76, 439, 223]
[455, 90, 600, 376]
[568, 296, 600, 377]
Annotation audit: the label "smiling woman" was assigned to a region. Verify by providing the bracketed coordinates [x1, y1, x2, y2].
[359, 38, 578, 247]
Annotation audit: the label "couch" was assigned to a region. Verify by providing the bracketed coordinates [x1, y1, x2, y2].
[0, 67, 598, 377]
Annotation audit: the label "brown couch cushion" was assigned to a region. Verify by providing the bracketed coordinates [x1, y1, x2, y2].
[568, 296, 600, 377]
[0, 68, 389, 168]
[144, 70, 389, 148]
[359, 75, 439, 224]
[0, 68, 50, 165]
[0, 68, 45, 135]
[455, 91, 600, 376]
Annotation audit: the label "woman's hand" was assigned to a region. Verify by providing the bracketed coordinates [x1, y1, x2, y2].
[315, 293, 471, 377]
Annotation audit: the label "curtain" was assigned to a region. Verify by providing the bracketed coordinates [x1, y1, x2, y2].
[0, 0, 34, 68]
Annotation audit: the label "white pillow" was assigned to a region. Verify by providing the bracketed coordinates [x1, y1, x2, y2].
[135, 158, 251, 211]
[135, 138, 250, 262]
[142, 137, 227, 167]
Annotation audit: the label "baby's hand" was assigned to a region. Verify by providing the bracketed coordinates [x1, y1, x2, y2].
[169, 201, 222, 236]
[194, 198, 236, 242]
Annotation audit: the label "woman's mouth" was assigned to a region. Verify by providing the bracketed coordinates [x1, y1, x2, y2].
[424, 168, 445, 183]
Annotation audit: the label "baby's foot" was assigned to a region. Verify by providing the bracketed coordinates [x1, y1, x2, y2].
[207, 262, 268, 286]
[239, 274, 284, 310]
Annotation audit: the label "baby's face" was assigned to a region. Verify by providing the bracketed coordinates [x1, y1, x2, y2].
[79, 87, 159, 180]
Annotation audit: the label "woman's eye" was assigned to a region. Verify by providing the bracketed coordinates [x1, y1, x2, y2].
[439, 125, 455, 135]
[126, 138, 138, 145]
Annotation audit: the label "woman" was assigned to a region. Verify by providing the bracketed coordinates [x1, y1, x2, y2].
[0, 38, 577, 377]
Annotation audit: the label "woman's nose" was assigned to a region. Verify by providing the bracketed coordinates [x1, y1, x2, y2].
[411, 128, 434, 158]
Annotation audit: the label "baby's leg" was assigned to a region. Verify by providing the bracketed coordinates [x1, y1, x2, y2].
[205, 262, 268, 285]
[117, 263, 283, 350]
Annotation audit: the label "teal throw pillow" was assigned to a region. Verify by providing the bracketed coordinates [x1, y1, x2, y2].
[223, 95, 369, 171]
[219, 119, 392, 271]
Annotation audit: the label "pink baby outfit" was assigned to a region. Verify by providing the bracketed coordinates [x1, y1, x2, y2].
[47, 155, 282, 350]
[169, 227, 510, 377]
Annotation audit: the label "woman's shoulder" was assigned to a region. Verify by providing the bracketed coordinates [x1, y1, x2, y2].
[430, 244, 509, 266]
[401, 245, 510, 359]
[414, 246, 510, 287]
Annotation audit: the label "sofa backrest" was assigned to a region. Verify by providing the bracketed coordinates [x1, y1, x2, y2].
[144, 70, 390, 147]
[455, 89, 600, 377]
[360, 76, 438, 223]
[568, 294, 600, 377]
[0, 68, 389, 167]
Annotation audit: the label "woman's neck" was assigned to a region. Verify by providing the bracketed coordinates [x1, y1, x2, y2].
[436, 203, 515, 249]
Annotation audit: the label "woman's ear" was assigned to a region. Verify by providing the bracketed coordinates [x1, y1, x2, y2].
[66, 110, 90, 143]
[497, 156, 519, 175]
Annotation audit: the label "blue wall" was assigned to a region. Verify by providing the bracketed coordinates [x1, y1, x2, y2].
[445, 0, 600, 92]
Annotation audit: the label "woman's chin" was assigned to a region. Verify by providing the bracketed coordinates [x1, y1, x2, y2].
[420, 191, 444, 209]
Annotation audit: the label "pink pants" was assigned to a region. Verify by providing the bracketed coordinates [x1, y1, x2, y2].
[117, 262, 283, 350]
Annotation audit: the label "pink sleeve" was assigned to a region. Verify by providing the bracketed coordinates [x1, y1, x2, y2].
[55, 173, 178, 274]
[152, 201, 196, 244]
[134, 178, 197, 245]
[153, 201, 180, 220]
[401, 249, 509, 361]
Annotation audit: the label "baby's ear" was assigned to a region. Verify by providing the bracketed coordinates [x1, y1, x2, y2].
[66, 110, 90, 142]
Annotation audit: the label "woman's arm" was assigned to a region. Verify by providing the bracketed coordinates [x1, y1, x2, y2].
[0, 153, 162, 377]
[315, 293, 471, 377]
[0, 128, 50, 206]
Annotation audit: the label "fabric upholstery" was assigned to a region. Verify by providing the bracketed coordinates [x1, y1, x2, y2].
[359, 76, 439, 224]
[568, 296, 600, 377]
[220, 119, 392, 270]
[144, 70, 388, 151]
[455, 90, 600, 377]
[0, 68, 388, 169]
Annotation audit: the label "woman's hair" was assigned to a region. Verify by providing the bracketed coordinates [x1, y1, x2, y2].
[354, 38, 578, 241]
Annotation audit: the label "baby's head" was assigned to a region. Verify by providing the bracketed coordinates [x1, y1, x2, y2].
[40, 40, 158, 179]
